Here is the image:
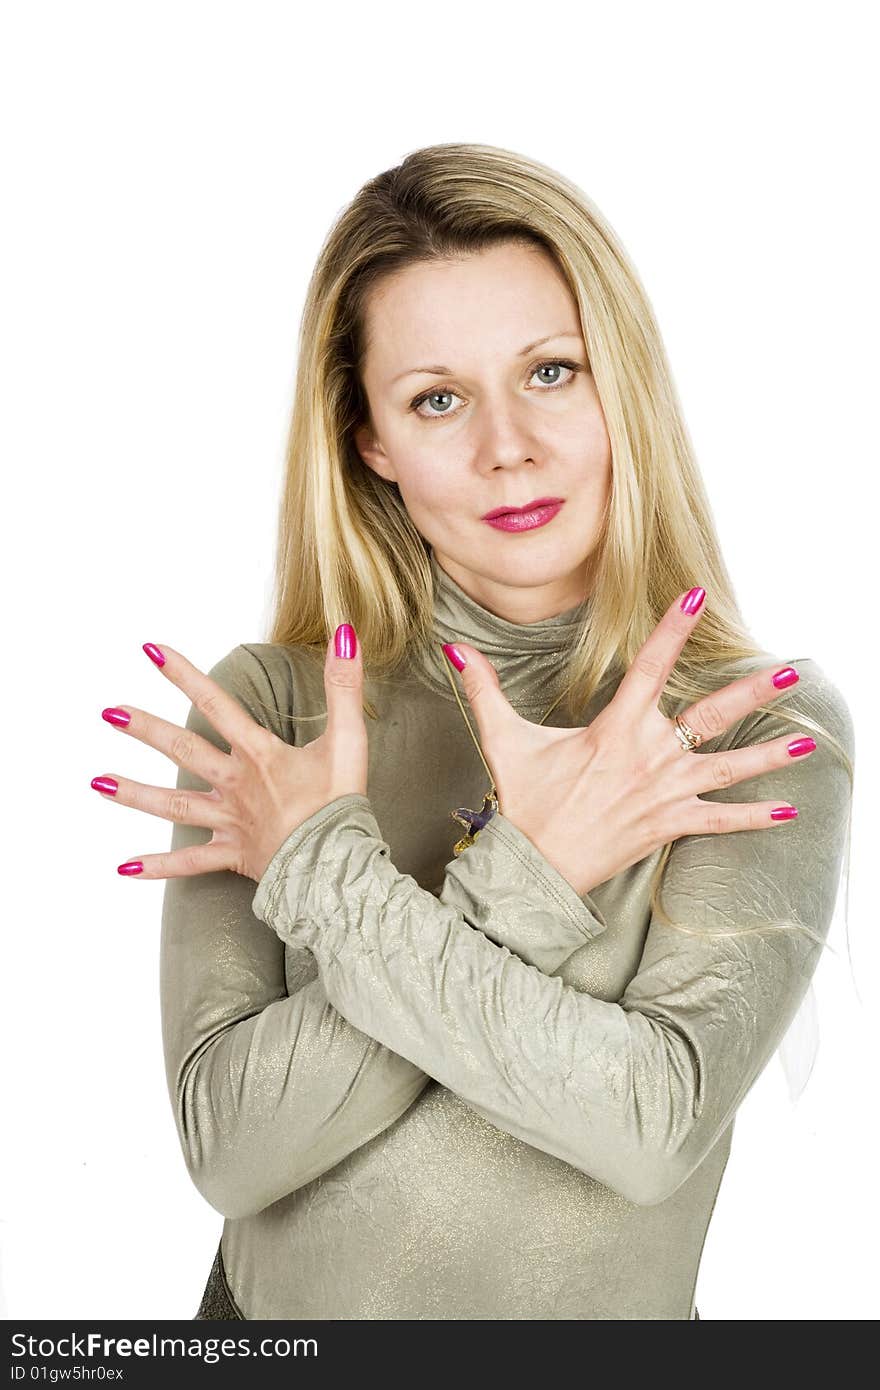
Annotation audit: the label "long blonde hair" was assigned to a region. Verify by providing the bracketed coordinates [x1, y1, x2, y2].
[260, 141, 854, 960]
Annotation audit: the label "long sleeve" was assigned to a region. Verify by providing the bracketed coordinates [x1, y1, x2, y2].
[159, 643, 601, 1220]
[438, 810, 609, 973]
[252, 660, 853, 1208]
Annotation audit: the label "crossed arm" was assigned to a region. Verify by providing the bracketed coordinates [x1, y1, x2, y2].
[161, 644, 852, 1219]
[160, 644, 605, 1219]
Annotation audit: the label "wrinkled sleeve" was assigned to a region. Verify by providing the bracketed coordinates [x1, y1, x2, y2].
[159, 643, 598, 1220]
[252, 661, 853, 1208]
[438, 811, 609, 973]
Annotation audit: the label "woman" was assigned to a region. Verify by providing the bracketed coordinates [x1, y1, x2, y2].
[97, 144, 853, 1319]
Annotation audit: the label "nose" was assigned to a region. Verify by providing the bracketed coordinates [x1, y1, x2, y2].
[474, 395, 540, 473]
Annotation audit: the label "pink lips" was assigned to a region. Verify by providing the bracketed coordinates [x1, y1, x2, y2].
[482, 495, 563, 519]
[482, 500, 565, 532]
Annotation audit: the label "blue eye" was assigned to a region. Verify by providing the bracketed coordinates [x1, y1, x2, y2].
[409, 358, 583, 421]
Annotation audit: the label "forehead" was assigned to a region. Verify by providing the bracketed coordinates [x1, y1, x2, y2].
[363, 242, 580, 375]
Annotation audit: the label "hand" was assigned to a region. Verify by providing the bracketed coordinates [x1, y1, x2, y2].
[93, 627, 368, 883]
[443, 587, 814, 898]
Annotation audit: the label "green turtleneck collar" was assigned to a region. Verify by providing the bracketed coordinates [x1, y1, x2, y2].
[410, 548, 592, 718]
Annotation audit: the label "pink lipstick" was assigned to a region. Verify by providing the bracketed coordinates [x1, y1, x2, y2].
[482, 497, 565, 532]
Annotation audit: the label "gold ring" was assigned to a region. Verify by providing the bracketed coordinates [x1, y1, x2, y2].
[674, 714, 704, 752]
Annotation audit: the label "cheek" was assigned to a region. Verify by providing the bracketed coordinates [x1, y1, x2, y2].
[394, 460, 458, 522]
[556, 401, 612, 472]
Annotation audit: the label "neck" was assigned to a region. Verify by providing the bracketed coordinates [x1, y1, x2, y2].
[431, 549, 591, 625]
[407, 548, 593, 713]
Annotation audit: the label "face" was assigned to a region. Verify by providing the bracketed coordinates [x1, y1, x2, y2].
[353, 240, 613, 624]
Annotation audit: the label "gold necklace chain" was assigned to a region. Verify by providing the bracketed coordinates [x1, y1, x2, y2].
[440, 647, 572, 853]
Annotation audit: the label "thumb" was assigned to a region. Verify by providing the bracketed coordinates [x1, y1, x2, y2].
[441, 641, 517, 744]
[323, 622, 365, 740]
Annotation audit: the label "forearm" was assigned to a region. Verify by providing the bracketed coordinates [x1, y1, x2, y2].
[254, 747, 850, 1210]
[163, 789, 598, 1221]
[437, 808, 608, 973]
[253, 796, 666, 1204]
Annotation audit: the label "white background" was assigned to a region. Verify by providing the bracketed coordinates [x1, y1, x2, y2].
[1, 0, 876, 1321]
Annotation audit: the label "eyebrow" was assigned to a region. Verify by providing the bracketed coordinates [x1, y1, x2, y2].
[391, 331, 584, 385]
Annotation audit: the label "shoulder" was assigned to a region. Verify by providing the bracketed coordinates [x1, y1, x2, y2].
[720, 654, 853, 765]
[675, 655, 854, 881]
[201, 641, 322, 743]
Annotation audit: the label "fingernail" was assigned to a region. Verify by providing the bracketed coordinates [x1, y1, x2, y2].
[787, 737, 816, 758]
[772, 666, 799, 689]
[118, 860, 143, 875]
[442, 643, 467, 672]
[143, 643, 165, 667]
[335, 623, 357, 659]
[680, 587, 706, 615]
[91, 776, 118, 794]
[770, 806, 798, 821]
[102, 707, 131, 727]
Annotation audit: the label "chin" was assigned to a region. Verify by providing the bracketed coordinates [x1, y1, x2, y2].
[499, 561, 581, 588]
[462, 553, 584, 591]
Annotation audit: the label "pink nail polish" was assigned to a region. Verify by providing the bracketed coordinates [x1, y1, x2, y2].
[118, 860, 143, 875]
[91, 776, 118, 794]
[143, 643, 165, 667]
[680, 587, 706, 615]
[787, 737, 816, 758]
[335, 623, 357, 659]
[770, 806, 798, 821]
[772, 666, 799, 689]
[102, 707, 131, 727]
[442, 643, 467, 672]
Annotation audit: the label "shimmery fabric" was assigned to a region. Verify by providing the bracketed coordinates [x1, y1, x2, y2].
[161, 550, 853, 1320]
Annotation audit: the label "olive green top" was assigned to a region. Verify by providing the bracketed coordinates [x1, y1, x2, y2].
[160, 550, 853, 1320]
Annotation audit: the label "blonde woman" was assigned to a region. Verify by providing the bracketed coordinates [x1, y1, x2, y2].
[98, 143, 853, 1320]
